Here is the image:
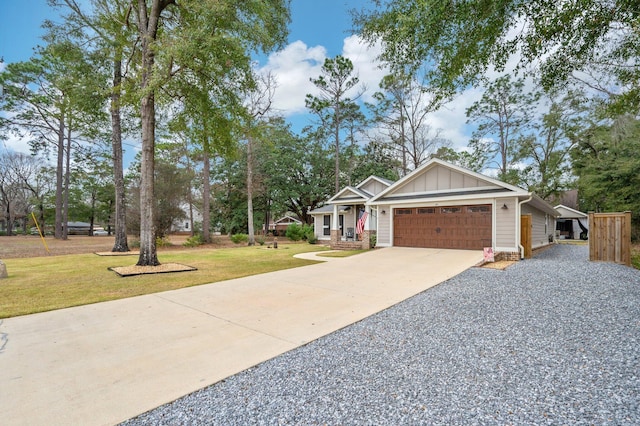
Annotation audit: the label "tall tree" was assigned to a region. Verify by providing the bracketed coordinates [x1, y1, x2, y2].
[519, 91, 586, 200]
[132, 0, 290, 266]
[306, 55, 362, 193]
[465, 75, 538, 183]
[49, 0, 136, 251]
[355, 0, 639, 113]
[369, 72, 446, 175]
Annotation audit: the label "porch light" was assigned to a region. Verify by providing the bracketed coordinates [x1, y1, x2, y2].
[502, 203, 508, 210]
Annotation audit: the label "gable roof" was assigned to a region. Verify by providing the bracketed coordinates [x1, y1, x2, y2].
[355, 175, 395, 190]
[328, 185, 372, 204]
[554, 204, 588, 219]
[369, 158, 528, 204]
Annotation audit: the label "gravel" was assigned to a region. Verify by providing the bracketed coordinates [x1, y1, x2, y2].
[122, 244, 640, 425]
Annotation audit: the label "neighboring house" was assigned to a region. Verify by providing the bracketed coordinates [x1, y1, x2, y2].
[264, 215, 303, 234]
[554, 204, 589, 240]
[172, 203, 203, 234]
[310, 158, 559, 260]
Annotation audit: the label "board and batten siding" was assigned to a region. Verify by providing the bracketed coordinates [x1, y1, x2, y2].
[360, 180, 388, 196]
[521, 204, 552, 248]
[393, 166, 501, 195]
[376, 208, 391, 246]
[495, 197, 518, 250]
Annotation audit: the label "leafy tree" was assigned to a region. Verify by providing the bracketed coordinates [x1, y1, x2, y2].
[571, 114, 640, 238]
[306, 55, 363, 192]
[354, 0, 639, 113]
[0, 38, 104, 239]
[431, 146, 487, 173]
[465, 75, 539, 184]
[131, 0, 290, 266]
[350, 140, 400, 184]
[519, 91, 586, 200]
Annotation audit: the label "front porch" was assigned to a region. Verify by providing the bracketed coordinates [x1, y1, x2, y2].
[330, 229, 373, 250]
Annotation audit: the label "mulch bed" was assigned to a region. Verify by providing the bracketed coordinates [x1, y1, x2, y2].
[109, 263, 197, 277]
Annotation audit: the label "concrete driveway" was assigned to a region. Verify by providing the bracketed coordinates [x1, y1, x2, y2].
[0, 247, 482, 426]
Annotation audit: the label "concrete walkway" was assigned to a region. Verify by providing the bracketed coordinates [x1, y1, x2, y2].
[0, 247, 482, 426]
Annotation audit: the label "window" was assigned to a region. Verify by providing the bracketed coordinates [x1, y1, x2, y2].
[441, 207, 462, 213]
[185, 222, 189, 229]
[467, 206, 490, 213]
[395, 209, 413, 215]
[418, 208, 436, 214]
[323, 215, 330, 236]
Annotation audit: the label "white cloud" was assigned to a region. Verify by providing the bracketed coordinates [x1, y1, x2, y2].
[341, 35, 388, 103]
[258, 40, 327, 116]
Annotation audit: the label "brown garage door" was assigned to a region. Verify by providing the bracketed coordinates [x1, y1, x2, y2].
[393, 205, 492, 250]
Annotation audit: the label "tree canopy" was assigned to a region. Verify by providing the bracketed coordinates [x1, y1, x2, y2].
[355, 0, 639, 112]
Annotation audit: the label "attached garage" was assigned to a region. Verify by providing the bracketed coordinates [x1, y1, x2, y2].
[393, 204, 492, 249]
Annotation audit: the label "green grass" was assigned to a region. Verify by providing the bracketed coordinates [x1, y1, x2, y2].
[632, 245, 640, 270]
[0, 244, 328, 318]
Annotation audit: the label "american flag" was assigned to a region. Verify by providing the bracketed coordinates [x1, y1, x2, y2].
[356, 211, 368, 234]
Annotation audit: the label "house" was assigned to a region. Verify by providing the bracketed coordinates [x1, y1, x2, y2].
[554, 204, 589, 240]
[171, 203, 203, 234]
[264, 215, 303, 234]
[310, 158, 559, 260]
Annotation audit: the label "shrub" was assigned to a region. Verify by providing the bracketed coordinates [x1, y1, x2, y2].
[130, 239, 141, 248]
[307, 233, 317, 244]
[256, 235, 266, 246]
[369, 233, 377, 248]
[156, 236, 172, 247]
[285, 223, 305, 241]
[230, 233, 248, 244]
[183, 234, 204, 247]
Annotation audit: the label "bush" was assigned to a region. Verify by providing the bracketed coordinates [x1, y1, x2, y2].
[230, 233, 248, 244]
[156, 236, 172, 247]
[256, 235, 266, 246]
[183, 234, 204, 247]
[285, 223, 306, 241]
[130, 239, 141, 248]
[307, 233, 317, 244]
[369, 233, 377, 248]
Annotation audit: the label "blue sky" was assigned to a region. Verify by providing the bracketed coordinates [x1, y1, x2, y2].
[1, 0, 479, 157]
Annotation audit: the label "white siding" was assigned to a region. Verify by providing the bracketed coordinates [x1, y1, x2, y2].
[360, 180, 388, 196]
[522, 204, 552, 248]
[377, 208, 391, 245]
[495, 197, 518, 250]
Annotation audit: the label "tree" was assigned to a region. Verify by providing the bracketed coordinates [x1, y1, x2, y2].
[519, 91, 586, 200]
[571, 114, 640, 238]
[50, 0, 137, 251]
[369, 72, 446, 175]
[243, 72, 277, 245]
[132, 0, 290, 266]
[0, 38, 103, 239]
[306, 55, 363, 193]
[465, 75, 538, 183]
[354, 0, 639, 113]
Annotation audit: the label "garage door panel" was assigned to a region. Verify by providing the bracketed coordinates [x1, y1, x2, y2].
[394, 205, 492, 250]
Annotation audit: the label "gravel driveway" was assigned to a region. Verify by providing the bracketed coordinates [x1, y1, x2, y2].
[122, 244, 640, 425]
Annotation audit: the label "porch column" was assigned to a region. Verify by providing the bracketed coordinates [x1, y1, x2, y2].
[361, 205, 372, 249]
[330, 204, 340, 247]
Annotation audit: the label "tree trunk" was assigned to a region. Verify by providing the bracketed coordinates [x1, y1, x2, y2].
[62, 122, 72, 240]
[54, 113, 65, 239]
[135, 0, 165, 266]
[202, 148, 211, 243]
[246, 136, 255, 245]
[110, 56, 129, 252]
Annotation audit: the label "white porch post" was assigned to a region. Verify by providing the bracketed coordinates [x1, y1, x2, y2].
[332, 204, 339, 231]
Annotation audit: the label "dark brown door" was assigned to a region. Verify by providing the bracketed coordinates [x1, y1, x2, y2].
[393, 205, 492, 250]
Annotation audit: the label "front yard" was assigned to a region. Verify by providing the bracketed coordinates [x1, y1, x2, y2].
[0, 243, 328, 318]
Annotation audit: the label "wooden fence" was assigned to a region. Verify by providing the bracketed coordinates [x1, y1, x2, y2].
[520, 214, 532, 259]
[589, 212, 632, 266]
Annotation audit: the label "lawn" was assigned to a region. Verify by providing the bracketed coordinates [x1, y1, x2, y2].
[0, 243, 328, 318]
